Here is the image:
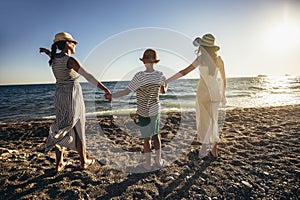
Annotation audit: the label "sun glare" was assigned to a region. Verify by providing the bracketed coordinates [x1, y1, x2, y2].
[264, 20, 300, 52]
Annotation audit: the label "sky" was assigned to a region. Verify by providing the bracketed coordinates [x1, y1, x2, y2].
[0, 0, 300, 85]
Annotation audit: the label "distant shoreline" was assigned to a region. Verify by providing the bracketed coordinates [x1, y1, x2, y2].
[1, 104, 299, 124]
[1, 75, 299, 86]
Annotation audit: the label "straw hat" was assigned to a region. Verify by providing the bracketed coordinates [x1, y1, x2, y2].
[53, 32, 78, 44]
[193, 33, 220, 50]
[139, 49, 160, 63]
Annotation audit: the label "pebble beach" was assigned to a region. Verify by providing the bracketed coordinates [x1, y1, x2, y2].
[1, 105, 299, 199]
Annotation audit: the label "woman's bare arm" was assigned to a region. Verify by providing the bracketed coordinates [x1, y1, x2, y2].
[39, 48, 51, 57]
[165, 64, 196, 84]
[67, 57, 110, 94]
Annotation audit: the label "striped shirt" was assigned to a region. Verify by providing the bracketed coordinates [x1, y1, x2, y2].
[128, 70, 166, 117]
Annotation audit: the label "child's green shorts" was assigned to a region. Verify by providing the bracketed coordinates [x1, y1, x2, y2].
[138, 113, 160, 139]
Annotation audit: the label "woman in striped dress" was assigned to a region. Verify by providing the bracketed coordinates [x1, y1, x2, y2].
[40, 32, 111, 172]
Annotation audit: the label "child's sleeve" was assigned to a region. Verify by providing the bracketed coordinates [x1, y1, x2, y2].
[127, 73, 140, 92]
[162, 73, 166, 84]
[160, 73, 167, 93]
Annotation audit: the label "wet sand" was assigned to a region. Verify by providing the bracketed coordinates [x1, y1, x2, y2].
[0, 105, 299, 199]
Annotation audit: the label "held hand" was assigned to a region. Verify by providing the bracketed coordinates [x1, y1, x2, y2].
[163, 82, 168, 88]
[160, 82, 167, 94]
[104, 93, 112, 102]
[105, 88, 111, 95]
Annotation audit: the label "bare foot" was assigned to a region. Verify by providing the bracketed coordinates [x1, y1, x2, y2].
[210, 144, 218, 158]
[143, 163, 152, 170]
[56, 161, 68, 172]
[82, 159, 95, 169]
[155, 159, 166, 168]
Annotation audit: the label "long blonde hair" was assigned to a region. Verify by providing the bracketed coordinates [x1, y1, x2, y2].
[197, 46, 219, 76]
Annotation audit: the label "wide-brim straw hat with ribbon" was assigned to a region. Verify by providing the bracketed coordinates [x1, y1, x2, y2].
[193, 33, 220, 51]
[53, 32, 78, 44]
[139, 49, 160, 63]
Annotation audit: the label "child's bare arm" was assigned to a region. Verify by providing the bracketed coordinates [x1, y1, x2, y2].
[105, 88, 131, 100]
[112, 88, 131, 98]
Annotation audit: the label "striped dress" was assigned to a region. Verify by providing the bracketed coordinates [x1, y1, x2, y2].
[44, 55, 86, 153]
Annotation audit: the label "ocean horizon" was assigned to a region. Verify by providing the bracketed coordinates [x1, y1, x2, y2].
[0, 75, 299, 123]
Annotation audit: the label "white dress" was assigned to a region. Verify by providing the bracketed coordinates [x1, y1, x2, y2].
[44, 55, 86, 153]
[193, 55, 222, 145]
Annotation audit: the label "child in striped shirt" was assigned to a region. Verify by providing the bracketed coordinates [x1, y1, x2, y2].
[105, 49, 166, 170]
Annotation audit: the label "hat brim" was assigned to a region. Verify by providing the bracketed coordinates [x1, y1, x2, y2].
[139, 58, 160, 63]
[194, 38, 220, 51]
[70, 40, 78, 44]
[53, 38, 78, 44]
[200, 44, 220, 51]
[65, 39, 78, 44]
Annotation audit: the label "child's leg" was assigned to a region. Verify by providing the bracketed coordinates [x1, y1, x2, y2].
[153, 134, 162, 165]
[143, 137, 152, 169]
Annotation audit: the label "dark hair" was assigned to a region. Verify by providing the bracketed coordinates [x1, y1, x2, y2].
[48, 41, 67, 66]
[200, 46, 218, 76]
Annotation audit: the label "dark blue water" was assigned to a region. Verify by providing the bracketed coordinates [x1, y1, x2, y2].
[0, 84, 55, 122]
[0, 76, 299, 122]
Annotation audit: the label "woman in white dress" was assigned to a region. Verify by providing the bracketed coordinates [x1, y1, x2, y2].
[166, 33, 226, 158]
[40, 32, 111, 172]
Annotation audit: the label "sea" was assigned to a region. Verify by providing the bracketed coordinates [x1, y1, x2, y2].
[0, 76, 299, 123]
